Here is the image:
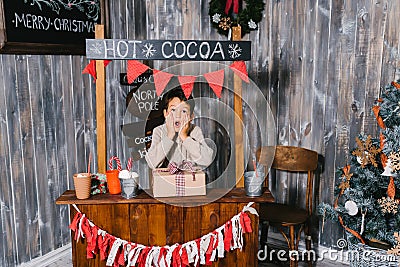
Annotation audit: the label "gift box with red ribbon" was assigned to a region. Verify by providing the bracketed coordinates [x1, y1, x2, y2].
[151, 162, 206, 197]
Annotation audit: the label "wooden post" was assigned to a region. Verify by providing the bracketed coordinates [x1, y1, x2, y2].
[232, 26, 244, 187]
[95, 25, 107, 173]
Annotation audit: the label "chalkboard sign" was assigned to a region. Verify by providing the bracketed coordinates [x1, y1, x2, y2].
[0, 0, 106, 54]
[86, 39, 251, 61]
[122, 70, 164, 161]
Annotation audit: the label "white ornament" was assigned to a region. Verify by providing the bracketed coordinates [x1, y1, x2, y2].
[345, 200, 358, 216]
[248, 19, 257, 29]
[356, 151, 369, 165]
[212, 13, 221, 23]
[382, 159, 394, 176]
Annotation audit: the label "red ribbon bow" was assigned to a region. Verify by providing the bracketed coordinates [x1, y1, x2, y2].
[168, 161, 196, 181]
[225, 0, 240, 15]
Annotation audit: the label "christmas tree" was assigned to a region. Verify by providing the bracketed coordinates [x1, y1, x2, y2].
[319, 79, 400, 248]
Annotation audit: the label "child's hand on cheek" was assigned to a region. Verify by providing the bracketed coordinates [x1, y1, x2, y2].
[166, 113, 175, 140]
[179, 113, 190, 141]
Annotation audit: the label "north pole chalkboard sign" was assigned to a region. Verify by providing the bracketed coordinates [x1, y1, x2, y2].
[0, 0, 106, 54]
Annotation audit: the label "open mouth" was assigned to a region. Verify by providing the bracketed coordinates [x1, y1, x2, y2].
[174, 121, 181, 128]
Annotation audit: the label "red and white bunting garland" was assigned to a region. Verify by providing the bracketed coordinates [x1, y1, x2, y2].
[82, 60, 249, 98]
[69, 202, 258, 267]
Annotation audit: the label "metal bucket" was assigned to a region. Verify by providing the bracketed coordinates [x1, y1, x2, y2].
[119, 172, 139, 199]
[244, 166, 265, 197]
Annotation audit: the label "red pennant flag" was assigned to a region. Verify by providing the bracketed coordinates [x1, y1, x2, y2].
[204, 69, 224, 98]
[229, 61, 249, 83]
[153, 70, 174, 96]
[127, 60, 149, 84]
[82, 60, 97, 81]
[178, 76, 197, 99]
[104, 60, 112, 67]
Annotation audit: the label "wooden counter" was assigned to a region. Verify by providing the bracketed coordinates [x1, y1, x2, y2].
[56, 188, 274, 267]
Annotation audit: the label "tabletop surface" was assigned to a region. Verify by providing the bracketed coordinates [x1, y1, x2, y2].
[56, 187, 274, 205]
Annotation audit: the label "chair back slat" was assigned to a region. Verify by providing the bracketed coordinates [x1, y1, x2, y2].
[272, 146, 318, 172]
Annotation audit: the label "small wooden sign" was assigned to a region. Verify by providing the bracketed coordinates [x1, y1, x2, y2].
[86, 39, 251, 61]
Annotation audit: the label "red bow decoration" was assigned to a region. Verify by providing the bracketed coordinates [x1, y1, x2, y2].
[225, 0, 240, 14]
[168, 161, 196, 181]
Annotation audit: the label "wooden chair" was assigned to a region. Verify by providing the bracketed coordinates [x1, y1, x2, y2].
[257, 145, 318, 267]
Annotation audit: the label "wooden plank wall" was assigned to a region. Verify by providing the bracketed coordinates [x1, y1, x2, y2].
[0, 0, 400, 266]
[0, 54, 97, 266]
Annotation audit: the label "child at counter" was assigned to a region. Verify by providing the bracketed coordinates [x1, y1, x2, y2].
[145, 88, 214, 169]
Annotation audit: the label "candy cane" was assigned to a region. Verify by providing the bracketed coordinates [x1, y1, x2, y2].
[127, 158, 133, 171]
[108, 156, 122, 171]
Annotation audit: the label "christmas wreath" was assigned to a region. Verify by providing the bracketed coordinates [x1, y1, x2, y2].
[209, 0, 265, 37]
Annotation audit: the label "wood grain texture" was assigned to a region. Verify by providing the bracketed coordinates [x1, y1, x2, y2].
[148, 204, 167, 246]
[0, 55, 17, 267]
[130, 204, 150, 245]
[95, 25, 107, 174]
[165, 205, 183, 245]
[232, 26, 245, 188]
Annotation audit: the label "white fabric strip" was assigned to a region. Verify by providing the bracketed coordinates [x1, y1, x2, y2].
[216, 228, 225, 258]
[210, 233, 218, 262]
[77, 214, 86, 242]
[106, 238, 122, 266]
[165, 244, 178, 267]
[145, 246, 157, 267]
[151, 247, 161, 267]
[200, 234, 211, 265]
[231, 215, 239, 250]
[130, 245, 145, 266]
[242, 202, 259, 216]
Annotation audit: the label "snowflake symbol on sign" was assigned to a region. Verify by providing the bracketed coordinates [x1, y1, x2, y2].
[142, 43, 157, 58]
[89, 42, 103, 55]
[228, 44, 242, 59]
